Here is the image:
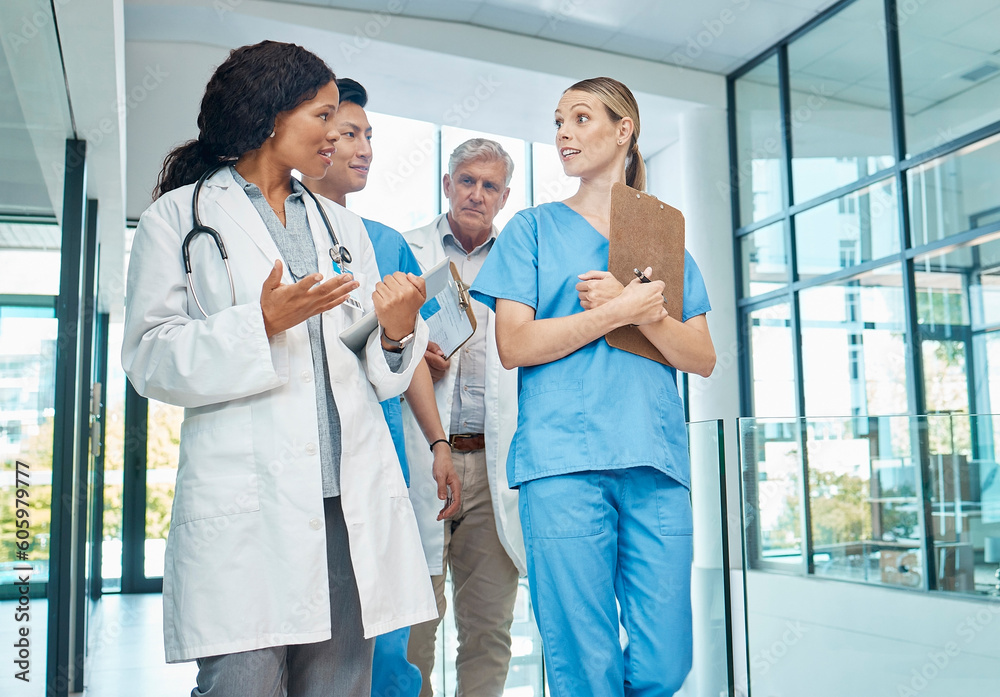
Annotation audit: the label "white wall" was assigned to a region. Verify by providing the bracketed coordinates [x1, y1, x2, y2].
[122, 0, 725, 219]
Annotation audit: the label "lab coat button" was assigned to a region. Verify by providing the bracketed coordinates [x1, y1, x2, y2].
[309, 518, 322, 530]
[305, 443, 317, 455]
[301, 371, 313, 383]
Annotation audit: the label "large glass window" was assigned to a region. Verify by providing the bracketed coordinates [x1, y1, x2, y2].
[787, 0, 895, 203]
[746, 302, 796, 417]
[0, 305, 57, 586]
[346, 112, 440, 232]
[806, 416, 921, 587]
[734, 55, 783, 225]
[0, 222, 61, 296]
[731, 0, 1000, 606]
[739, 221, 788, 296]
[440, 126, 527, 231]
[907, 133, 1000, 247]
[799, 265, 909, 417]
[898, 1, 1000, 157]
[739, 418, 804, 568]
[101, 319, 126, 592]
[914, 234, 1000, 421]
[144, 401, 181, 580]
[532, 143, 577, 205]
[794, 178, 899, 280]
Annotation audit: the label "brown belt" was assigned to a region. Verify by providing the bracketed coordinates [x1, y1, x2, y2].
[449, 433, 485, 451]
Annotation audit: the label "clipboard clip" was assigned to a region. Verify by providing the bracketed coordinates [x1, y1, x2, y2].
[456, 277, 472, 311]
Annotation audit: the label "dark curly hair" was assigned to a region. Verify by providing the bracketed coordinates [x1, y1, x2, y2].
[154, 41, 335, 198]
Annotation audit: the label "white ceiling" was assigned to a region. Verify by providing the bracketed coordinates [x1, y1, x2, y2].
[266, 0, 843, 74]
[121, 0, 734, 217]
[0, 1, 74, 218]
[738, 0, 1000, 117]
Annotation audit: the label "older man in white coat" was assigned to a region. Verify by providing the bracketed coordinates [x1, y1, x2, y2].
[403, 139, 526, 697]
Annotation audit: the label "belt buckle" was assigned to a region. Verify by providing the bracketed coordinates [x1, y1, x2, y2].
[449, 433, 474, 448]
[449, 433, 483, 450]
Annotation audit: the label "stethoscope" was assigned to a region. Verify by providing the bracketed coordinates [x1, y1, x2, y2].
[182, 163, 353, 317]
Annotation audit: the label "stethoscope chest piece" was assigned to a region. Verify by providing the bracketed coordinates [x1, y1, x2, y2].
[330, 245, 352, 267]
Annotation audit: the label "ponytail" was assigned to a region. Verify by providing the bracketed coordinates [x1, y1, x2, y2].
[155, 139, 222, 199]
[626, 140, 646, 192]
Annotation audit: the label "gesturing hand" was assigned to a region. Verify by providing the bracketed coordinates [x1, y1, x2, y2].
[374, 272, 426, 341]
[576, 270, 625, 310]
[424, 341, 450, 382]
[260, 260, 360, 338]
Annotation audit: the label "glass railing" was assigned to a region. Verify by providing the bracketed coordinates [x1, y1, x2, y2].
[739, 414, 1000, 597]
[679, 419, 744, 697]
[738, 416, 1000, 695]
[426, 419, 744, 697]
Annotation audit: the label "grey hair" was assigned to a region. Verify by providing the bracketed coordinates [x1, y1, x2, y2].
[447, 138, 514, 187]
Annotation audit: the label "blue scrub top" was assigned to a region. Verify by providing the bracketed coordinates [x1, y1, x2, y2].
[363, 217, 423, 486]
[469, 202, 711, 489]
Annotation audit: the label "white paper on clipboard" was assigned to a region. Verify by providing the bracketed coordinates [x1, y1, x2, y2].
[425, 274, 476, 359]
[339, 257, 452, 354]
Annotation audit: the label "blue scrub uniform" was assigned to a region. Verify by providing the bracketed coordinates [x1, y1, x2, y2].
[362, 218, 423, 697]
[470, 202, 711, 697]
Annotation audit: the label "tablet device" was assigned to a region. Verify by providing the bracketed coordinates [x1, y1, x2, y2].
[339, 257, 452, 354]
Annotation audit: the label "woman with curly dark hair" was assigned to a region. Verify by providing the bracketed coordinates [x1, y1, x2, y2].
[123, 40, 437, 696]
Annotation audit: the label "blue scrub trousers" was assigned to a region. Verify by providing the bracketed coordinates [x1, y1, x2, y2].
[371, 627, 421, 697]
[519, 467, 693, 697]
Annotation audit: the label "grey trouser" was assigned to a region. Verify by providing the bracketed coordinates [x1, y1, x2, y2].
[191, 496, 373, 697]
[407, 449, 520, 697]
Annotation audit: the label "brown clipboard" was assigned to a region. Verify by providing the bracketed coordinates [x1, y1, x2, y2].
[431, 262, 477, 360]
[605, 182, 685, 366]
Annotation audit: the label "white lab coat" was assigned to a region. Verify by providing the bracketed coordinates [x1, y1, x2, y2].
[400, 214, 526, 577]
[122, 167, 437, 663]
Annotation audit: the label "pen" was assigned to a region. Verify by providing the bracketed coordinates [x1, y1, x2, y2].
[634, 267, 668, 304]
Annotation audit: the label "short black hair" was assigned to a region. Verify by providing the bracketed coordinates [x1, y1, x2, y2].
[336, 78, 368, 108]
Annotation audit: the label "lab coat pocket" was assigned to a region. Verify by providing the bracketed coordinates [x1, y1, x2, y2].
[172, 405, 260, 526]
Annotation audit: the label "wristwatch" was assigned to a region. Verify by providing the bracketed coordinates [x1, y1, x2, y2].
[381, 327, 415, 352]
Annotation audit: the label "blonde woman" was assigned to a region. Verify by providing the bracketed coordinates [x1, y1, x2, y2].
[470, 77, 716, 696]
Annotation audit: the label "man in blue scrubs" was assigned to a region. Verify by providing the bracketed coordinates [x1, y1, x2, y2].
[306, 77, 460, 697]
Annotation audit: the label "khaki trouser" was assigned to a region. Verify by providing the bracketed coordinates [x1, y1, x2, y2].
[407, 448, 520, 697]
